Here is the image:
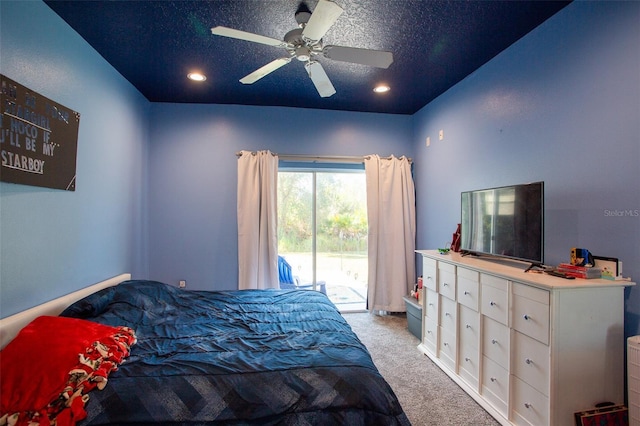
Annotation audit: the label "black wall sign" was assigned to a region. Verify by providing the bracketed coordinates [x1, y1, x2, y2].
[1, 74, 80, 191]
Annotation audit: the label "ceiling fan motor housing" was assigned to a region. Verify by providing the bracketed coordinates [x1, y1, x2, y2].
[285, 28, 317, 61]
[284, 28, 305, 46]
[295, 11, 312, 26]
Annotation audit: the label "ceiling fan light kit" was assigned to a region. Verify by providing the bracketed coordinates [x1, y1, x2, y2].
[210, 0, 394, 98]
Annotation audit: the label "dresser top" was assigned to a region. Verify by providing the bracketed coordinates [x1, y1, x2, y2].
[417, 250, 635, 290]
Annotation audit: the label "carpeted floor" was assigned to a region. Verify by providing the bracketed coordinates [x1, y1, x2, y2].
[343, 312, 500, 426]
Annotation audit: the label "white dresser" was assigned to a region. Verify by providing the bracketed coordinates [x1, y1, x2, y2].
[417, 250, 635, 426]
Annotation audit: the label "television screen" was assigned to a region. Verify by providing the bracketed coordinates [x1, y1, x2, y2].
[460, 182, 544, 264]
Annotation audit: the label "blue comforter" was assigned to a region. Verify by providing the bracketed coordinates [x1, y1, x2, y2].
[61, 280, 410, 425]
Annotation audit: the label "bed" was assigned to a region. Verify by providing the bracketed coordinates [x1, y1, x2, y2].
[1, 277, 410, 425]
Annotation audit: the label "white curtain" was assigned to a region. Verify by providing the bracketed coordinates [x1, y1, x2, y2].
[237, 150, 279, 290]
[365, 155, 416, 313]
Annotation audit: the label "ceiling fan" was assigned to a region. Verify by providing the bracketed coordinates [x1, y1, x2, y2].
[210, 0, 394, 98]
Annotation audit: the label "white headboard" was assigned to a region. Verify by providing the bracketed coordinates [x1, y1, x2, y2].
[0, 273, 130, 349]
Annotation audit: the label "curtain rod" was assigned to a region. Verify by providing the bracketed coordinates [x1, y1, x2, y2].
[235, 151, 412, 164]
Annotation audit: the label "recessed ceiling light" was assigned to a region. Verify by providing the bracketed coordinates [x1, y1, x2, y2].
[187, 72, 207, 82]
[373, 85, 390, 93]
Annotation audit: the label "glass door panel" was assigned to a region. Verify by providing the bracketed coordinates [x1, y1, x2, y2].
[277, 170, 367, 312]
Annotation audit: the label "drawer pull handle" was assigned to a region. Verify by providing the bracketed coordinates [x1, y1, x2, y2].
[427, 330, 432, 334]
[427, 276, 433, 281]
[444, 342, 449, 346]
[464, 291, 470, 295]
[465, 357, 470, 362]
[525, 358, 534, 365]
[523, 314, 531, 321]
[443, 282, 449, 287]
[429, 303, 434, 307]
[492, 339, 498, 345]
[524, 403, 532, 409]
[490, 301, 497, 306]
[466, 324, 472, 329]
[445, 312, 451, 317]
[490, 377, 497, 382]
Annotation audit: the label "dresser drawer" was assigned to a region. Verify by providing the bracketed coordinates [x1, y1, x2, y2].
[439, 295, 457, 333]
[481, 273, 509, 290]
[512, 331, 550, 396]
[459, 304, 479, 347]
[482, 355, 509, 416]
[512, 283, 550, 345]
[459, 338, 479, 389]
[424, 288, 439, 320]
[438, 262, 456, 300]
[482, 316, 510, 366]
[511, 375, 549, 426]
[513, 281, 549, 304]
[481, 279, 508, 325]
[439, 327, 457, 370]
[423, 317, 438, 354]
[423, 257, 438, 291]
[457, 267, 479, 311]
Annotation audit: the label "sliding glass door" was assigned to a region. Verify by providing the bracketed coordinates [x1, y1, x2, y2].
[277, 169, 367, 312]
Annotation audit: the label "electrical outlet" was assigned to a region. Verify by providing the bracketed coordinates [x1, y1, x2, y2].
[439, 129, 444, 141]
[179, 280, 186, 288]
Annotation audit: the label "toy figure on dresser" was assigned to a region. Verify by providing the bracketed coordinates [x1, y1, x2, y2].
[450, 223, 461, 252]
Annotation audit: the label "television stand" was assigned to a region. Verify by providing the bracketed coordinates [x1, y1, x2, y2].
[523, 262, 545, 273]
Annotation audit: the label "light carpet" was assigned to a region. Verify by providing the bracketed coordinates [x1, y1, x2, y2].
[343, 312, 500, 426]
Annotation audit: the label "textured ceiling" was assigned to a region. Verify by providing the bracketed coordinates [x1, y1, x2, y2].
[44, 0, 571, 115]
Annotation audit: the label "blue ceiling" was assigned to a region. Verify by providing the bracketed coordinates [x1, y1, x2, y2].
[44, 0, 571, 115]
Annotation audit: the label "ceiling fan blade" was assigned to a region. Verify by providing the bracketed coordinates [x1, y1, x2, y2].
[211, 26, 285, 47]
[305, 61, 336, 98]
[302, 0, 343, 42]
[240, 58, 292, 84]
[323, 45, 394, 69]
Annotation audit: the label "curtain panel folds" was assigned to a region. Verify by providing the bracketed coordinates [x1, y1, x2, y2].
[237, 150, 279, 290]
[365, 155, 416, 313]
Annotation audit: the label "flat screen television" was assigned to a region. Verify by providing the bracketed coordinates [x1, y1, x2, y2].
[460, 181, 544, 265]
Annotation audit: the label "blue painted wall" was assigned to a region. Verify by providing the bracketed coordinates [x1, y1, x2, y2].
[412, 1, 640, 335]
[0, 1, 149, 317]
[147, 103, 412, 289]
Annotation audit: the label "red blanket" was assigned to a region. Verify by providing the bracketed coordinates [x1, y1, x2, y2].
[0, 316, 136, 426]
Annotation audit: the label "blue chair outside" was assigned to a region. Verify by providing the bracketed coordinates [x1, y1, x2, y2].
[278, 256, 327, 295]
